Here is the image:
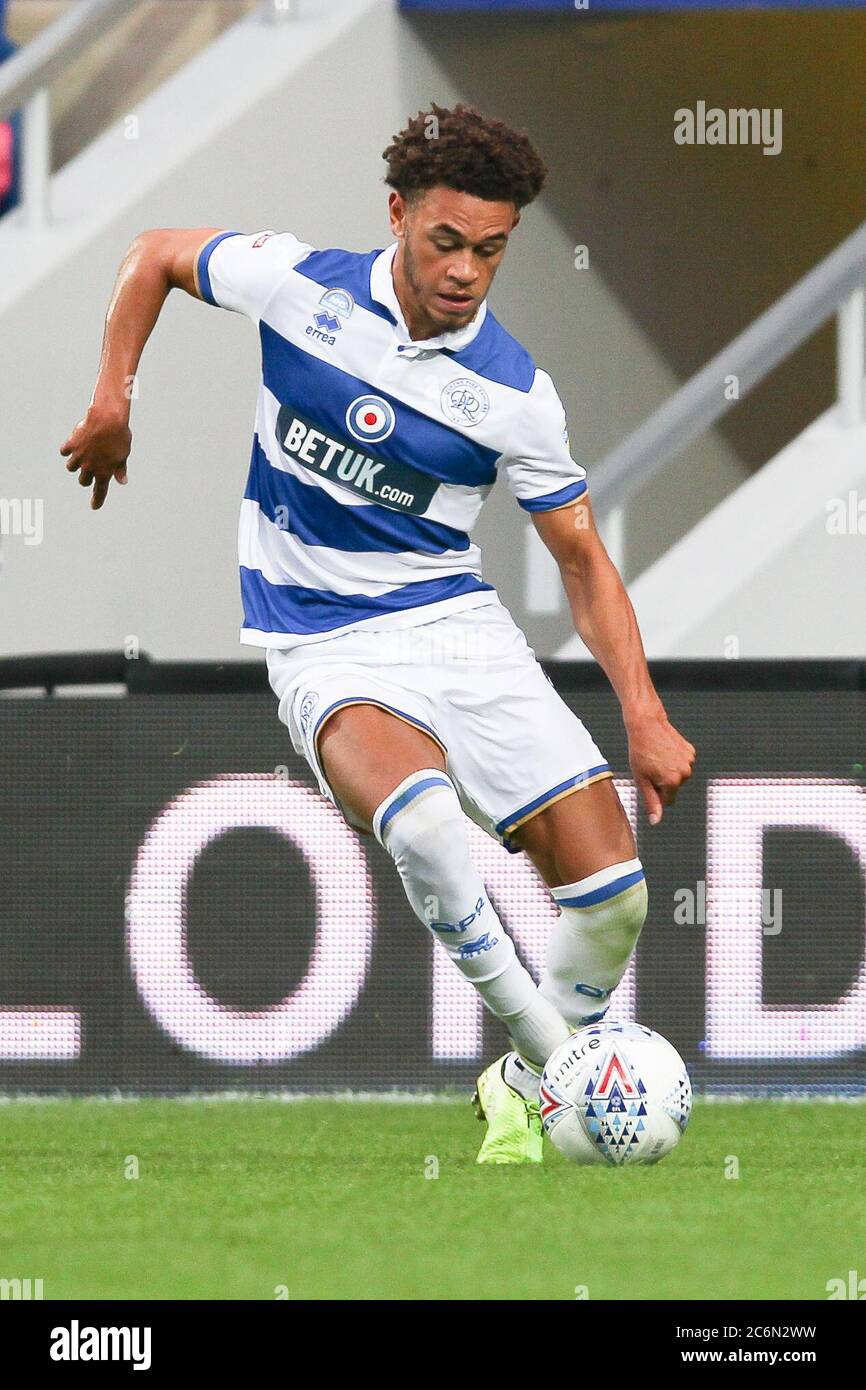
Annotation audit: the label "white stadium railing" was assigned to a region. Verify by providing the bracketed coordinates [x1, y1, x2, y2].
[583, 219, 866, 575]
[1, 0, 141, 230]
[593, 221, 866, 540]
[0, 0, 296, 232]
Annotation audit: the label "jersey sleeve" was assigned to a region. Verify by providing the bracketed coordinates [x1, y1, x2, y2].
[194, 229, 315, 321]
[503, 368, 588, 513]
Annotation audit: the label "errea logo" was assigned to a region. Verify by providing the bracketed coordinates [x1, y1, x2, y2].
[306, 313, 340, 346]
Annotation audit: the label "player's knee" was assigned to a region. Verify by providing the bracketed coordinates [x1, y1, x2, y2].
[575, 872, 648, 960]
[541, 862, 648, 1025]
[372, 768, 511, 976]
[372, 767, 475, 905]
[555, 860, 648, 939]
[373, 768, 462, 863]
[608, 873, 648, 935]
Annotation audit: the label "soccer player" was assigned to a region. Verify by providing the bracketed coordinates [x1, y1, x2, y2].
[61, 104, 695, 1163]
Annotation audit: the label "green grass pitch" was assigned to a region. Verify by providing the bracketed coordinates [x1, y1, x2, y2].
[1, 1097, 863, 1301]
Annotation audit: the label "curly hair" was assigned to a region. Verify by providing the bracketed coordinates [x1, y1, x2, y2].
[382, 103, 547, 211]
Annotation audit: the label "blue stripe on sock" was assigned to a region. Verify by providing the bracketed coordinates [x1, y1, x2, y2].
[378, 775, 452, 838]
[556, 867, 646, 909]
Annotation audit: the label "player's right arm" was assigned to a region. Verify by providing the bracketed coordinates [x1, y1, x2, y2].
[60, 227, 223, 510]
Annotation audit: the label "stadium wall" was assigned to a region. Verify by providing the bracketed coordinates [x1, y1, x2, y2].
[2, 1, 864, 661]
[0, 0, 745, 664]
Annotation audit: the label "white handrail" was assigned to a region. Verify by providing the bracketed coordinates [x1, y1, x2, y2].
[587, 220, 866, 516]
[20, 88, 49, 231]
[0, 0, 142, 228]
[0, 0, 141, 120]
[0, 0, 296, 229]
[837, 287, 865, 428]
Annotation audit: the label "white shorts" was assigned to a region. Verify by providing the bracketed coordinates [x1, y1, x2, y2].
[265, 600, 613, 851]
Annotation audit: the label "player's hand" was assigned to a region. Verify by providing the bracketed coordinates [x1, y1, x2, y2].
[61, 406, 132, 510]
[626, 708, 696, 826]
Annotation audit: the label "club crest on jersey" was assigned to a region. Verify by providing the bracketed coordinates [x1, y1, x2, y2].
[345, 395, 395, 444]
[319, 287, 354, 320]
[440, 377, 490, 428]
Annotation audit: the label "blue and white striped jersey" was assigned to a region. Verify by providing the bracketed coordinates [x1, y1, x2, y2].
[195, 229, 588, 647]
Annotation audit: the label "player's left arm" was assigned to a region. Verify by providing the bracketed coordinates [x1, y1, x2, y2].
[532, 497, 696, 825]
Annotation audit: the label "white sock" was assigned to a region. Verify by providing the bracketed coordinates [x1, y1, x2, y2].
[373, 770, 571, 1068]
[503, 1050, 543, 1102]
[539, 858, 648, 1027]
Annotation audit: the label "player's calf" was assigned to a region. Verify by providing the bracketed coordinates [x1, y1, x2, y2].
[372, 768, 571, 1070]
[539, 858, 648, 1029]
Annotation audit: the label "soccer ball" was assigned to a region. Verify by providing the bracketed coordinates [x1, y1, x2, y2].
[539, 1021, 692, 1166]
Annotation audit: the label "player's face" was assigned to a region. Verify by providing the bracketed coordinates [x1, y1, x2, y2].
[389, 187, 519, 340]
